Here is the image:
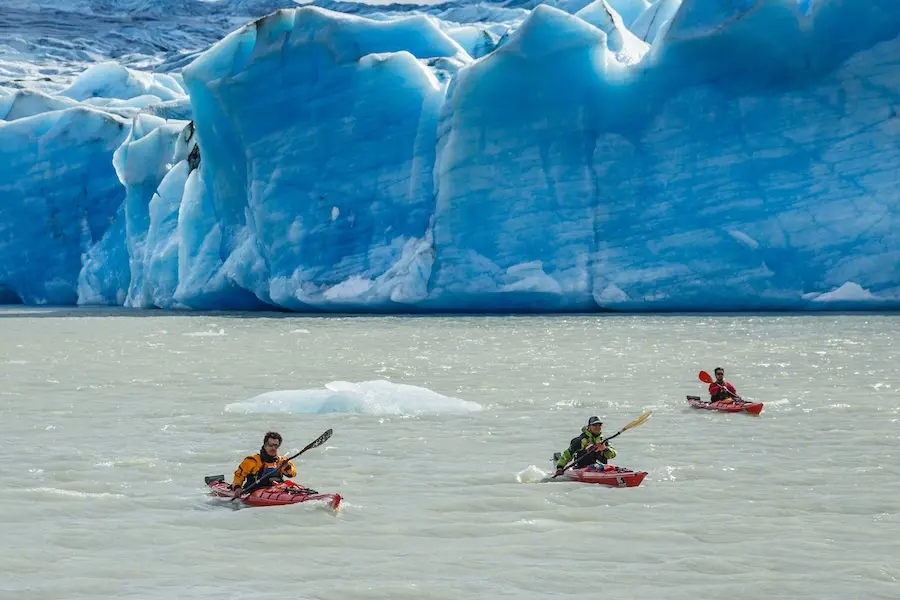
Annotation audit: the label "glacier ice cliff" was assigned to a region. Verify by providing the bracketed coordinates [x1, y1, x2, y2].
[1, 0, 900, 312]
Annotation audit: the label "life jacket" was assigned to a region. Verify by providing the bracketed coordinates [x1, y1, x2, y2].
[244, 454, 283, 487]
[710, 381, 736, 402]
[571, 427, 613, 466]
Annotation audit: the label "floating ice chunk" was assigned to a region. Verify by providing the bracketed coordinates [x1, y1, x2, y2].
[225, 380, 483, 416]
[810, 282, 877, 303]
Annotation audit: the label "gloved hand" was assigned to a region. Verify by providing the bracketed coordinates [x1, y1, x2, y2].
[555, 467, 564, 476]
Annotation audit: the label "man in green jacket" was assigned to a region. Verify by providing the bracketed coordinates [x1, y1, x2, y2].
[554, 416, 616, 475]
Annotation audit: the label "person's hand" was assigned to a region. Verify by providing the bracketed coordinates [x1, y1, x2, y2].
[555, 467, 564, 476]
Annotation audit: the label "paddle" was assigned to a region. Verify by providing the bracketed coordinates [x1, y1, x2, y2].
[232, 428, 333, 502]
[551, 411, 652, 479]
[698, 370, 743, 402]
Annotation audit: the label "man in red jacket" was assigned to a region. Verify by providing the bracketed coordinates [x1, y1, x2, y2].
[709, 367, 740, 403]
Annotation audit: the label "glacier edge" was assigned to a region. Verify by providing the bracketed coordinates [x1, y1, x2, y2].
[0, 0, 899, 313]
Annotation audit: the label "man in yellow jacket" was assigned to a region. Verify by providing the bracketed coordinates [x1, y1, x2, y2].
[231, 431, 298, 491]
[554, 416, 616, 475]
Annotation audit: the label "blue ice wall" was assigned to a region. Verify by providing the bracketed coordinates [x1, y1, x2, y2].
[2, 0, 899, 312]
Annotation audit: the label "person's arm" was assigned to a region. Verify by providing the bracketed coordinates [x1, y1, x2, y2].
[556, 437, 582, 469]
[232, 456, 258, 489]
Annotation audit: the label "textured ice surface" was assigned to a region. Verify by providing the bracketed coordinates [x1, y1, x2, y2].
[225, 380, 484, 415]
[1, 0, 899, 312]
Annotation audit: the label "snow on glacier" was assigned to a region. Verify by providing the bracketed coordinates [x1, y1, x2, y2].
[59, 62, 186, 103]
[1, 0, 900, 312]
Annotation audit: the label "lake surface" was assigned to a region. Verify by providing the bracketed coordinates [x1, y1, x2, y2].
[1, 307, 898, 599]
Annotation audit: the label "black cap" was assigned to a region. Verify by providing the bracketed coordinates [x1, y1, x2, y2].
[587, 416, 603, 426]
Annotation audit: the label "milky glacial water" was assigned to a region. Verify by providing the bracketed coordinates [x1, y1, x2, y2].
[1, 307, 898, 600]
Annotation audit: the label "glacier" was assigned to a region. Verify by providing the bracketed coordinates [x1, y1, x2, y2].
[1, 0, 900, 312]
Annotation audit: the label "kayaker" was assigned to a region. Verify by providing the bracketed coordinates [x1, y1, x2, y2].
[708, 367, 740, 403]
[554, 416, 617, 475]
[231, 431, 298, 492]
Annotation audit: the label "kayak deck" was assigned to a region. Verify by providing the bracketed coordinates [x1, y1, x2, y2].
[205, 475, 342, 510]
[686, 395, 764, 415]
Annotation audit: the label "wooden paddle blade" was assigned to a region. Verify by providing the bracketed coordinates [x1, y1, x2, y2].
[699, 370, 713, 384]
[622, 411, 651, 431]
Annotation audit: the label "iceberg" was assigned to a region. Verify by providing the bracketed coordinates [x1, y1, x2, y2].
[224, 380, 484, 416]
[1, 0, 899, 312]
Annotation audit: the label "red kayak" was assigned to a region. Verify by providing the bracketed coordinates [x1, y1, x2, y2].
[561, 464, 648, 487]
[205, 476, 342, 510]
[686, 395, 763, 415]
[549, 455, 647, 487]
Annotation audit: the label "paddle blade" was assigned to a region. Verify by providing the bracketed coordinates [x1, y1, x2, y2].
[304, 428, 333, 452]
[622, 411, 652, 431]
[284, 428, 334, 462]
[699, 370, 713, 384]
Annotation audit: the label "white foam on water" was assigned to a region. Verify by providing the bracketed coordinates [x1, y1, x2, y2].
[182, 328, 226, 337]
[26, 487, 126, 500]
[515, 465, 550, 483]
